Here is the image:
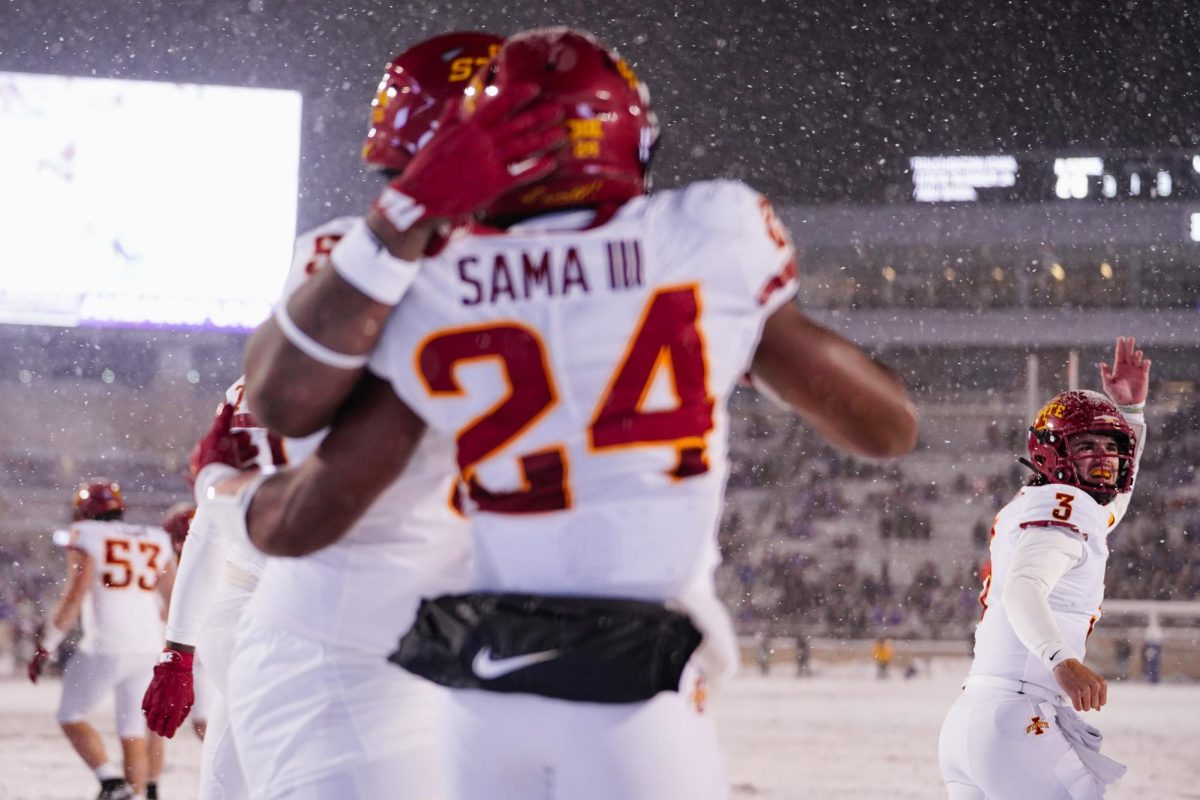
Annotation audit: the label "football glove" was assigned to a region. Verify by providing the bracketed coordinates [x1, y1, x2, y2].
[142, 648, 195, 738]
[187, 403, 259, 486]
[26, 646, 50, 684]
[374, 82, 566, 230]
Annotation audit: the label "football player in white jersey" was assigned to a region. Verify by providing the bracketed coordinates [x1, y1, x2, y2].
[28, 479, 176, 800]
[158, 501, 210, 743]
[138, 503, 205, 800]
[225, 27, 918, 799]
[139, 31, 502, 800]
[939, 336, 1151, 800]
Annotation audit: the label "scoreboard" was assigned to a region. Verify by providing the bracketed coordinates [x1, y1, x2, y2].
[909, 152, 1200, 204]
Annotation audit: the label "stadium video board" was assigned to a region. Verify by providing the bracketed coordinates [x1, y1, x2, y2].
[0, 72, 302, 330]
[909, 152, 1200, 204]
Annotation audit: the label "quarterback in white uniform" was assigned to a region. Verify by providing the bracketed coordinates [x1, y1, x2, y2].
[29, 479, 176, 800]
[140, 31, 500, 800]
[940, 337, 1151, 800]
[230, 28, 918, 799]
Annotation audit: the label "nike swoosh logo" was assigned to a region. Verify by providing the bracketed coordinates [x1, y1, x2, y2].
[1049, 649, 1062, 662]
[471, 646, 560, 680]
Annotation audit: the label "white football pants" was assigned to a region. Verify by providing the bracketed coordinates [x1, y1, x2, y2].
[939, 685, 1107, 799]
[439, 668, 727, 800]
[226, 613, 443, 800]
[194, 574, 255, 800]
[57, 649, 157, 738]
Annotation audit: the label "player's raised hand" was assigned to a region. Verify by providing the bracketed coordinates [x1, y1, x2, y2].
[1052, 658, 1108, 712]
[142, 647, 195, 738]
[1099, 336, 1151, 407]
[187, 403, 259, 486]
[26, 646, 50, 684]
[372, 81, 566, 233]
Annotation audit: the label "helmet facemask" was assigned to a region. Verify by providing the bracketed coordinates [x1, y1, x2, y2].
[1024, 389, 1137, 504]
[1030, 429, 1134, 502]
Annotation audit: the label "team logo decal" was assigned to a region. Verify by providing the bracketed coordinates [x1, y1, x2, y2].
[1025, 716, 1050, 736]
[1033, 401, 1066, 429]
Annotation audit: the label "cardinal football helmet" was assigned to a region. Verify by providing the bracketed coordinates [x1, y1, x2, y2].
[465, 27, 660, 220]
[73, 478, 126, 521]
[362, 31, 504, 173]
[1026, 389, 1136, 502]
[162, 502, 196, 557]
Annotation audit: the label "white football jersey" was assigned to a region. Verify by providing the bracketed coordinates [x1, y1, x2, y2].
[66, 520, 172, 654]
[370, 180, 797, 603]
[239, 217, 470, 655]
[971, 412, 1146, 688]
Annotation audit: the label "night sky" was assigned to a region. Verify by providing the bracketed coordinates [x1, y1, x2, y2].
[2, 0, 1198, 229]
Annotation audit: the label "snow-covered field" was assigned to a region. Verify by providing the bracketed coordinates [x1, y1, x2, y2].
[3, 657, 1197, 799]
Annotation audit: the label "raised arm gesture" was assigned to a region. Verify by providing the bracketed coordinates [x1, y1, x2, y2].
[1099, 336, 1151, 407]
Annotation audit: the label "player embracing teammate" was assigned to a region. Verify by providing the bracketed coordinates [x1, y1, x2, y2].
[227, 26, 918, 799]
[138, 31, 501, 800]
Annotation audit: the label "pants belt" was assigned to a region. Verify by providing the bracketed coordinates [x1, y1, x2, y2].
[963, 674, 1066, 704]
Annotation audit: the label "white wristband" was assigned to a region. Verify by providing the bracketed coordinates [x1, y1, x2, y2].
[1117, 402, 1145, 414]
[330, 217, 422, 305]
[274, 301, 370, 370]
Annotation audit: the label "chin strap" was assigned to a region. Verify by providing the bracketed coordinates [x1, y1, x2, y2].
[1017, 457, 1041, 477]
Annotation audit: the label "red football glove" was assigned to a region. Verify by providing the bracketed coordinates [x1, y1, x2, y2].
[27, 646, 50, 684]
[188, 403, 259, 486]
[374, 82, 566, 229]
[142, 648, 195, 738]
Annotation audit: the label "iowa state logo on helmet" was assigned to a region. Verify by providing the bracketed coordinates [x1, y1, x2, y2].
[1032, 399, 1067, 430]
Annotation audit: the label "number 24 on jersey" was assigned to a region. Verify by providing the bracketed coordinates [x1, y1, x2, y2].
[418, 284, 714, 515]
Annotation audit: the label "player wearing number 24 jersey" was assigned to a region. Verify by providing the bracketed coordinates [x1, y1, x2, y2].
[234, 27, 918, 799]
[940, 337, 1151, 800]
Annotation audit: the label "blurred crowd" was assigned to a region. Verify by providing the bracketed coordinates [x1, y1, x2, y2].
[718, 393, 1200, 641]
[3, 393, 1198, 667]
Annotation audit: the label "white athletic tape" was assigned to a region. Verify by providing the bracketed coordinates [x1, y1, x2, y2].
[330, 217, 422, 306]
[375, 187, 427, 231]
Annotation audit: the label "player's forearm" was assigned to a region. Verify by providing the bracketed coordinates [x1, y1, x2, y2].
[1003, 531, 1084, 671]
[50, 576, 88, 632]
[1004, 575, 1077, 670]
[243, 469, 365, 557]
[245, 373, 426, 557]
[751, 309, 918, 458]
[49, 597, 76, 630]
[244, 216, 436, 438]
[45, 611, 75, 645]
[243, 270, 390, 437]
[163, 509, 224, 647]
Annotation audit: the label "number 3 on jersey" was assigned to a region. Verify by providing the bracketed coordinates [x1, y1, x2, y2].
[417, 284, 714, 514]
[1052, 492, 1074, 521]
